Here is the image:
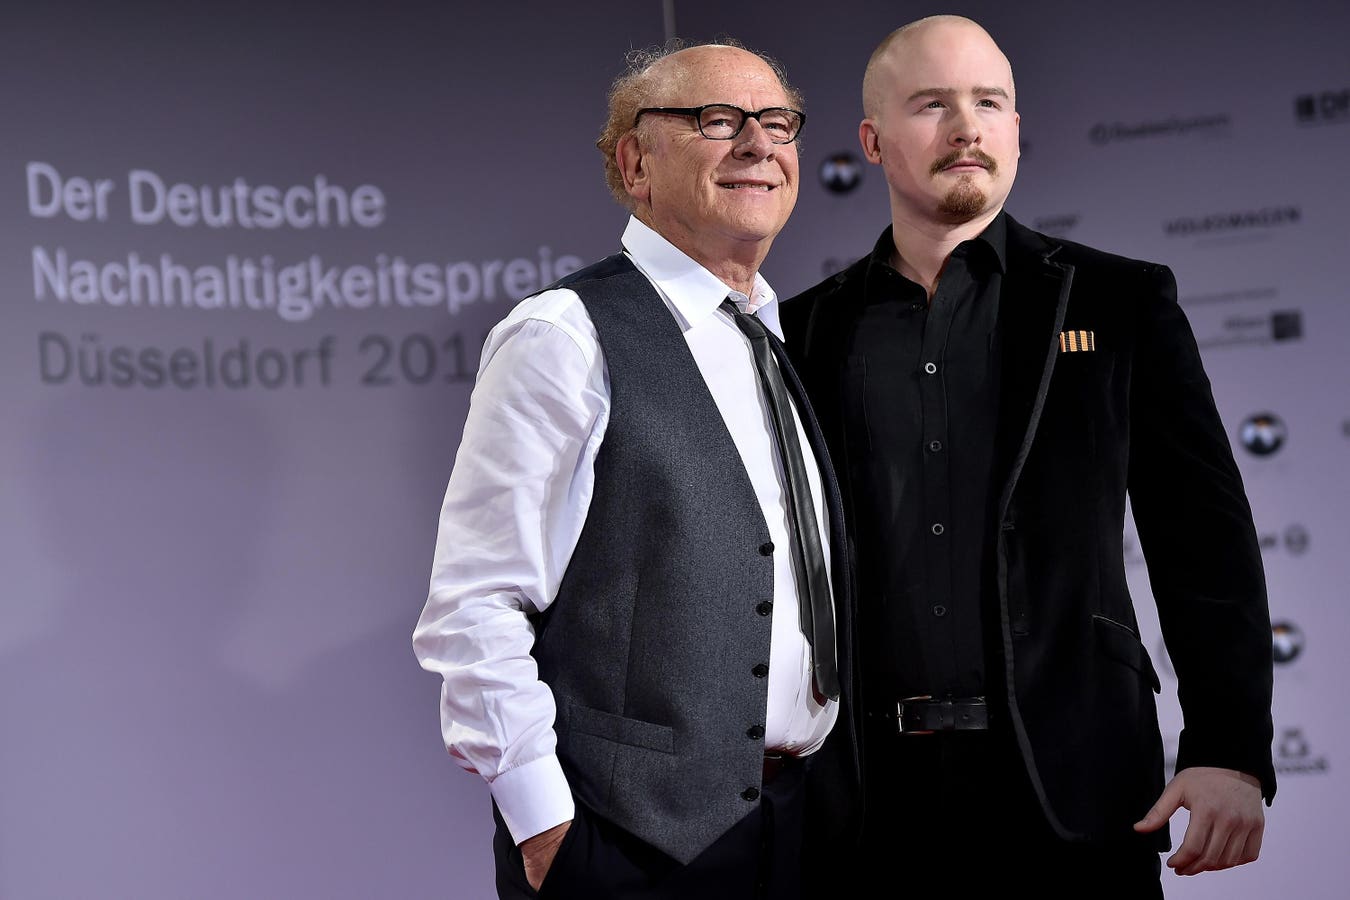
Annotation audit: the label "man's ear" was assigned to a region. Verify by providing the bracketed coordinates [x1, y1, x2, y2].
[617, 131, 651, 205]
[859, 119, 882, 164]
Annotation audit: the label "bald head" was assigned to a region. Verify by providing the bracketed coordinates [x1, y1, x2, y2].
[646, 45, 782, 105]
[857, 15, 1021, 230]
[863, 16, 1015, 119]
[597, 41, 802, 208]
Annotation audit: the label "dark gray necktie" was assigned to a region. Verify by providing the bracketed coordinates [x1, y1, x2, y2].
[721, 298, 840, 701]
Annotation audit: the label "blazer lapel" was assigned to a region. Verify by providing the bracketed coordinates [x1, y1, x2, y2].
[994, 217, 1074, 519]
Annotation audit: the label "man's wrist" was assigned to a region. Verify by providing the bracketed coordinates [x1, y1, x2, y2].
[489, 754, 575, 843]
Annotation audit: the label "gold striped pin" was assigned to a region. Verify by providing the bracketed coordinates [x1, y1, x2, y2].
[1058, 329, 1096, 352]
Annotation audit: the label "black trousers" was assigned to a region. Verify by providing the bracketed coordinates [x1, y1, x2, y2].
[848, 722, 1164, 898]
[494, 759, 807, 900]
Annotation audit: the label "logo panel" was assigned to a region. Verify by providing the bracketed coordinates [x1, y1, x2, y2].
[819, 153, 862, 195]
[1239, 412, 1286, 456]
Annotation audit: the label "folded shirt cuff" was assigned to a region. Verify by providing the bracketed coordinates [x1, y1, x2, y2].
[489, 754, 575, 845]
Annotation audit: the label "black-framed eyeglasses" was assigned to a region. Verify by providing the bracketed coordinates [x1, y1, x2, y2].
[633, 104, 806, 144]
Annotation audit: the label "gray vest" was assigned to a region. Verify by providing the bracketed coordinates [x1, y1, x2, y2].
[532, 254, 777, 864]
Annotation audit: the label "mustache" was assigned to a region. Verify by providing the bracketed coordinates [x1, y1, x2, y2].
[931, 148, 998, 175]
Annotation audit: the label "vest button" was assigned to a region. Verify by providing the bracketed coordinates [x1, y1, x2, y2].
[756, 601, 773, 616]
[742, 787, 760, 801]
[746, 724, 765, 739]
[759, 541, 775, 556]
[752, 663, 769, 678]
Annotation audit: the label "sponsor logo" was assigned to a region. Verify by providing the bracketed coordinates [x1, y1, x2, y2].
[1090, 114, 1230, 144]
[1164, 206, 1301, 238]
[819, 152, 863, 194]
[1196, 309, 1303, 349]
[1272, 310, 1303, 341]
[1295, 89, 1350, 125]
[1275, 728, 1329, 775]
[1239, 412, 1286, 456]
[1034, 213, 1080, 236]
[1272, 621, 1305, 665]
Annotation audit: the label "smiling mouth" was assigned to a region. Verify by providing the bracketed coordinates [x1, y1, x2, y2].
[719, 182, 776, 191]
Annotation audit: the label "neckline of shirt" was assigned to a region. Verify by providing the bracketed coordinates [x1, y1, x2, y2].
[620, 216, 778, 332]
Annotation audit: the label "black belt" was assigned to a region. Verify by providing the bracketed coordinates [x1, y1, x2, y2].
[868, 696, 990, 734]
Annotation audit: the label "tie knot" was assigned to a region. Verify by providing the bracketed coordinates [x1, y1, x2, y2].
[722, 297, 768, 343]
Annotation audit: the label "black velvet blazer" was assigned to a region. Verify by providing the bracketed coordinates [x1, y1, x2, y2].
[783, 213, 1275, 849]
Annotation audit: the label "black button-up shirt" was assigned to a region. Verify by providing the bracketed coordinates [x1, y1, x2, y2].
[842, 214, 1007, 700]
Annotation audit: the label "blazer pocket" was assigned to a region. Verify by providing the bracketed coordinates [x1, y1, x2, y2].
[1092, 614, 1161, 694]
[567, 703, 675, 754]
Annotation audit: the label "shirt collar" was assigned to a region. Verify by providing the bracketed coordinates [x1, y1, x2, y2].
[868, 209, 1009, 276]
[621, 216, 779, 333]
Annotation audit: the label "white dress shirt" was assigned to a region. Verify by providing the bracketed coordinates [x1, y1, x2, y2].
[413, 216, 836, 846]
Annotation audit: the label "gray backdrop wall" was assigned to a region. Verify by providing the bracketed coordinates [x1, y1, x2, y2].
[2, 1, 1344, 897]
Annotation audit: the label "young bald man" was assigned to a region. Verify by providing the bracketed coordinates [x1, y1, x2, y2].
[784, 15, 1273, 895]
[416, 41, 853, 900]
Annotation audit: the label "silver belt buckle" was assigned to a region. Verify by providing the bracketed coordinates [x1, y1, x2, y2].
[896, 694, 935, 735]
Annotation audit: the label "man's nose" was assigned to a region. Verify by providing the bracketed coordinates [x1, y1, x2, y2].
[949, 107, 982, 147]
[732, 117, 776, 160]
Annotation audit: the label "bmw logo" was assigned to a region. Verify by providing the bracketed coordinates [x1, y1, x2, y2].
[819, 152, 862, 194]
[1240, 412, 1286, 456]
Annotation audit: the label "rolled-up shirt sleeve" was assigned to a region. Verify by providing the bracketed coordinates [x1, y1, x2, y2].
[412, 289, 608, 844]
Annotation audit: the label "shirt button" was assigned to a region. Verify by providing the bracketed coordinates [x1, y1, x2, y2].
[756, 601, 774, 616]
[759, 542, 774, 556]
[932, 605, 947, 618]
[752, 663, 769, 678]
[931, 522, 945, 535]
[928, 440, 943, 452]
[923, 362, 938, 375]
[742, 787, 760, 801]
[746, 724, 765, 739]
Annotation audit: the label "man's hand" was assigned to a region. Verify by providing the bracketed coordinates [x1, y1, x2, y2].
[520, 820, 572, 891]
[1133, 767, 1264, 875]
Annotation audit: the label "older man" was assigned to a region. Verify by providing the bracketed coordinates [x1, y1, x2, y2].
[414, 42, 852, 900]
[784, 15, 1274, 896]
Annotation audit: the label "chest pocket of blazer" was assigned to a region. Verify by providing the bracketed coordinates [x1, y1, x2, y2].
[1047, 330, 1116, 405]
[1041, 337, 1117, 491]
